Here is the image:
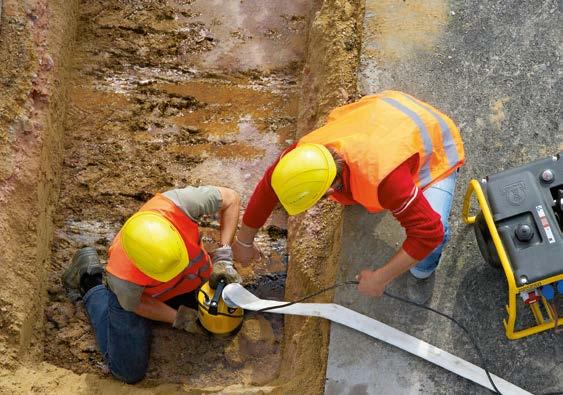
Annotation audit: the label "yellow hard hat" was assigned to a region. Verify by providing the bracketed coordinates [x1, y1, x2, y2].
[197, 281, 243, 335]
[121, 211, 189, 282]
[271, 143, 337, 215]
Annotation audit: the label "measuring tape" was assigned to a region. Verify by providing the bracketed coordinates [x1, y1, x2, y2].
[223, 283, 533, 395]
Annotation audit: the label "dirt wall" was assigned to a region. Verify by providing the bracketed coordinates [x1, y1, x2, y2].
[273, 0, 364, 393]
[0, 0, 78, 369]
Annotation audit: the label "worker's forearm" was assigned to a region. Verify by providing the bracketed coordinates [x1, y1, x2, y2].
[376, 248, 418, 285]
[134, 295, 177, 324]
[237, 223, 259, 244]
[217, 187, 240, 245]
[220, 208, 239, 245]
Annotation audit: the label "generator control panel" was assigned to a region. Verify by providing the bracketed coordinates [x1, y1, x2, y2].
[481, 153, 563, 285]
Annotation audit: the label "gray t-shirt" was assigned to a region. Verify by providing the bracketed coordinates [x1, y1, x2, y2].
[107, 185, 222, 311]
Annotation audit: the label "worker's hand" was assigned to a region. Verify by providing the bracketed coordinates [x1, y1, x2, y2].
[172, 305, 203, 334]
[210, 260, 242, 288]
[232, 237, 261, 265]
[356, 269, 387, 297]
[210, 246, 242, 289]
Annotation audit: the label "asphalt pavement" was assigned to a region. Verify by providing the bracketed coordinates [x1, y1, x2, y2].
[325, 1, 561, 394]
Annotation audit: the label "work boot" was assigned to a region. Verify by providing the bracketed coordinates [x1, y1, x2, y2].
[62, 247, 104, 301]
[406, 271, 436, 305]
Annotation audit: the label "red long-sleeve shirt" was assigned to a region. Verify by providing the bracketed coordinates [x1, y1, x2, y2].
[243, 147, 444, 261]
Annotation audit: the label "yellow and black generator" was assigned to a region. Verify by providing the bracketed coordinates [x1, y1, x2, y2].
[463, 153, 563, 339]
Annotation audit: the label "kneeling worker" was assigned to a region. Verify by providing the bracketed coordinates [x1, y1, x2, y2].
[62, 185, 242, 383]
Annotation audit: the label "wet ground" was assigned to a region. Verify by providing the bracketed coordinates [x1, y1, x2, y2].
[44, 0, 313, 386]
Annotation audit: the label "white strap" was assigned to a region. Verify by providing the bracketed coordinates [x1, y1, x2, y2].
[235, 237, 253, 248]
[223, 284, 532, 395]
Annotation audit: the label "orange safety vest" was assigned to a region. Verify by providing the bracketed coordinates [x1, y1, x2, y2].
[106, 194, 212, 302]
[299, 91, 465, 212]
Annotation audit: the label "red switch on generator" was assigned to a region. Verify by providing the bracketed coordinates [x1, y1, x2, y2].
[520, 291, 540, 305]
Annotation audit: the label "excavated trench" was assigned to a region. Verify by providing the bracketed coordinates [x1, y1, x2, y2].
[0, 0, 363, 393]
[43, 0, 306, 385]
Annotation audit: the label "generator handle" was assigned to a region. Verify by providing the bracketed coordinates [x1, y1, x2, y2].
[463, 180, 511, 271]
[209, 279, 227, 315]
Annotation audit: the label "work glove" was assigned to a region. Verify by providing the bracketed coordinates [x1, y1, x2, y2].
[209, 246, 242, 289]
[211, 245, 233, 262]
[172, 305, 203, 334]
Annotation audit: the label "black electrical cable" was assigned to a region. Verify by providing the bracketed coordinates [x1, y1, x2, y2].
[256, 280, 503, 395]
[381, 288, 502, 395]
[255, 280, 360, 313]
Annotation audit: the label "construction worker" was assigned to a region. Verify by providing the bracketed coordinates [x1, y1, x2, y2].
[62, 186, 242, 384]
[233, 91, 464, 304]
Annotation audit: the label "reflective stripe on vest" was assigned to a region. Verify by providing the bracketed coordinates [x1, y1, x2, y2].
[145, 250, 205, 290]
[381, 97, 434, 186]
[398, 93, 460, 168]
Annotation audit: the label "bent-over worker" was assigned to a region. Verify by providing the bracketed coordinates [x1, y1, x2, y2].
[233, 91, 464, 304]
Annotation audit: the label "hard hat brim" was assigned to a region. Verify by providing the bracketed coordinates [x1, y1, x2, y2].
[138, 256, 188, 282]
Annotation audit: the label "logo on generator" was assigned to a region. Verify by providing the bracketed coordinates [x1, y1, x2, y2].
[504, 181, 527, 206]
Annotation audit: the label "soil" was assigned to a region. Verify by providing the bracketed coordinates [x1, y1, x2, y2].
[0, 0, 364, 393]
[0, 0, 79, 372]
[271, 1, 364, 393]
[42, 0, 310, 387]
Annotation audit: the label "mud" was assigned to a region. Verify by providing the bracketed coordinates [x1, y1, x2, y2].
[0, 0, 364, 393]
[43, 0, 310, 386]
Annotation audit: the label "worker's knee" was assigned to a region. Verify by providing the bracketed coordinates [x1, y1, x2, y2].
[110, 365, 147, 384]
[108, 356, 148, 384]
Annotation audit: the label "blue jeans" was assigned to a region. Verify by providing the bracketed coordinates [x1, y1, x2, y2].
[83, 284, 198, 383]
[83, 285, 152, 384]
[409, 171, 457, 279]
[83, 285, 198, 383]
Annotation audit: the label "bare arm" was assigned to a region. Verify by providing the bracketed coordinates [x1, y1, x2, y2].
[134, 294, 177, 324]
[236, 223, 259, 245]
[376, 248, 418, 284]
[357, 248, 418, 297]
[216, 187, 240, 246]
